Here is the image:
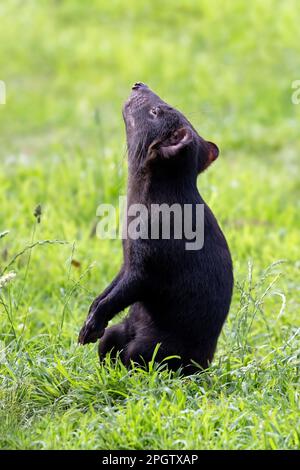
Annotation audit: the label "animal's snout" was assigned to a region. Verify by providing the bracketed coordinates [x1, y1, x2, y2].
[123, 83, 163, 125]
[132, 82, 148, 91]
[124, 83, 151, 116]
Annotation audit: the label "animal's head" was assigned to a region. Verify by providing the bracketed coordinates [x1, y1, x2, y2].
[123, 82, 219, 177]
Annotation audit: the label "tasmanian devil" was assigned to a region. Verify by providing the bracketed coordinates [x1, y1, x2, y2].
[78, 82, 233, 374]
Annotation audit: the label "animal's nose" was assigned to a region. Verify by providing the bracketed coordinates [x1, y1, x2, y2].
[132, 82, 148, 90]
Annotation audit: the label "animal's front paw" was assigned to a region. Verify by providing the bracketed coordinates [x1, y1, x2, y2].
[78, 315, 107, 345]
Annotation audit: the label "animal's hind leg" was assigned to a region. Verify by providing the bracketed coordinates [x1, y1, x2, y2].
[98, 322, 130, 362]
[123, 331, 215, 375]
[123, 335, 183, 372]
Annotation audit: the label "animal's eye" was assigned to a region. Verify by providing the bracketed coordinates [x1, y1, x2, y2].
[150, 107, 159, 117]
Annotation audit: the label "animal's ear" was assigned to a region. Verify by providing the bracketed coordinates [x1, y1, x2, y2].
[199, 141, 219, 172]
[155, 127, 193, 159]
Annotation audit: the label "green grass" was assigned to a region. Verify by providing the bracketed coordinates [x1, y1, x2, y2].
[0, 0, 300, 450]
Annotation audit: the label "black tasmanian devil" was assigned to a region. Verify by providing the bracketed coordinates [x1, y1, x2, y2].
[78, 82, 233, 374]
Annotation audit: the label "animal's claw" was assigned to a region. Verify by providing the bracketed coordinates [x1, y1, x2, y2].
[78, 315, 106, 345]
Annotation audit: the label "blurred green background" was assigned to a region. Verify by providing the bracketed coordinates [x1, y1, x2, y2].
[0, 0, 299, 450]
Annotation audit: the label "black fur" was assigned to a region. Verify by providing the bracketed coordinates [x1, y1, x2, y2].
[79, 83, 233, 374]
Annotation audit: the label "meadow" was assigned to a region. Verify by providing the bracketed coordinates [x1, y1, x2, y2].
[0, 0, 299, 449]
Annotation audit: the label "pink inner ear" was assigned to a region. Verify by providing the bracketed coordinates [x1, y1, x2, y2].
[207, 141, 219, 161]
[161, 128, 193, 158]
